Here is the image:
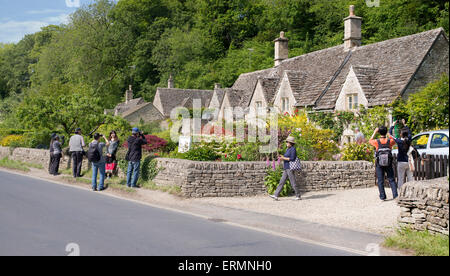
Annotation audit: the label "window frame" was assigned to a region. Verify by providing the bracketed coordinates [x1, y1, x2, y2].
[430, 133, 449, 149]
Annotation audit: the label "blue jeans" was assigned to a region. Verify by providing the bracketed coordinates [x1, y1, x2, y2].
[376, 164, 398, 200]
[126, 161, 140, 188]
[92, 162, 106, 190]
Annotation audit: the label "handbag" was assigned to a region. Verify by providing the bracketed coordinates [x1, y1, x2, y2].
[289, 157, 302, 171]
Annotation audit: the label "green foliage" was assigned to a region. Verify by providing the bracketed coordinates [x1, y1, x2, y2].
[182, 143, 221, 161]
[341, 142, 375, 163]
[0, 0, 448, 145]
[404, 74, 449, 133]
[15, 80, 105, 137]
[385, 227, 449, 256]
[356, 105, 390, 139]
[140, 155, 163, 181]
[264, 166, 291, 197]
[308, 110, 355, 142]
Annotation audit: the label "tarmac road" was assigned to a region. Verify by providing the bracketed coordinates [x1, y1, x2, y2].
[0, 170, 359, 256]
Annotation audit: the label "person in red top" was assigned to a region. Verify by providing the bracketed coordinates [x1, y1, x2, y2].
[369, 126, 398, 201]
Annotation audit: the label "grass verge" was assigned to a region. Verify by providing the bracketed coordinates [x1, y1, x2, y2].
[139, 180, 182, 196]
[0, 157, 31, 172]
[384, 227, 449, 256]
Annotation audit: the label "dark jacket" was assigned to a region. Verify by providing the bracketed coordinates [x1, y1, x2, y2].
[126, 134, 148, 162]
[283, 146, 297, 170]
[389, 126, 412, 163]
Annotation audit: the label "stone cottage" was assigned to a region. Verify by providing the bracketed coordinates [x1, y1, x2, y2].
[153, 75, 215, 119]
[213, 5, 449, 143]
[105, 85, 164, 125]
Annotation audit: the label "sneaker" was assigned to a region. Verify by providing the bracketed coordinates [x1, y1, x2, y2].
[269, 195, 279, 201]
[293, 197, 301, 201]
[92, 187, 97, 192]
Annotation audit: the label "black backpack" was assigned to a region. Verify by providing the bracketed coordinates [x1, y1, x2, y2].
[87, 143, 101, 163]
[376, 139, 392, 167]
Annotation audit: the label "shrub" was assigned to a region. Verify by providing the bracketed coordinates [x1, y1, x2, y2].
[341, 142, 375, 162]
[0, 135, 26, 147]
[264, 166, 291, 197]
[140, 155, 163, 182]
[182, 143, 220, 161]
[122, 135, 168, 153]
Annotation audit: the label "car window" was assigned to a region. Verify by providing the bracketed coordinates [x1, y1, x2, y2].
[412, 134, 429, 149]
[430, 133, 449, 149]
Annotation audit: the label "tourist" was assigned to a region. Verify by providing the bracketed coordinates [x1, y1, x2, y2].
[88, 133, 108, 191]
[390, 119, 413, 190]
[270, 136, 301, 201]
[69, 128, 85, 178]
[105, 130, 119, 179]
[369, 126, 398, 201]
[354, 127, 365, 144]
[49, 135, 63, 176]
[125, 128, 147, 188]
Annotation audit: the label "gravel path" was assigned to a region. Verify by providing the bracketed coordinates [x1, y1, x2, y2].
[192, 187, 400, 235]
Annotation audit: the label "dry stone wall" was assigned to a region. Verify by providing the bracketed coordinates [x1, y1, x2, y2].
[154, 158, 376, 198]
[398, 178, 449, 235]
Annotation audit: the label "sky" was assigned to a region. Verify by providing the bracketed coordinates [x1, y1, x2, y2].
[0, 0, 98, 44]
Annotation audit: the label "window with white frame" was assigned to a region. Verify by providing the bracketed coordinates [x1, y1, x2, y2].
[282, 97, 290, 113]
[346, 94, 358, 110]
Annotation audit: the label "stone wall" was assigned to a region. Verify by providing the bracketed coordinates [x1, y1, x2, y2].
[0, 146, 89, 172]
[397, 178, 449, 235]
[154, 158, 375, 198]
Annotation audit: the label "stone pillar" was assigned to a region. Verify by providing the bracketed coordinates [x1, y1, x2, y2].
[343, 5, 362, 51]
[274, 31, 289, 66]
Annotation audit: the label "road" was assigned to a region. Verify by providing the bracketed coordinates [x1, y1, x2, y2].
[0, 170, 358, 256]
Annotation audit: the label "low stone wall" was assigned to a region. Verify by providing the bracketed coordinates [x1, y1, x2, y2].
[0, 146, 89, 172]
[398, 178, 449, 235]
[154, 158, 375, 198]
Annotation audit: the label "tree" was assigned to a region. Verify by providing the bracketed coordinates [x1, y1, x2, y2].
[405, 74, 449, 133]
[15, 81, 105, 137]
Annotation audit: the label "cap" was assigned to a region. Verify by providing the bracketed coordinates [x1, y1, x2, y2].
[132, 127, 140, 134]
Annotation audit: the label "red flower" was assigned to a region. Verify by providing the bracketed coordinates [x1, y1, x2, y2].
[225, 154, 228, 158]
[237, 154, 242, 160]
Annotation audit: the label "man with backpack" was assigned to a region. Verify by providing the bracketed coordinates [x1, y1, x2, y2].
[369, 126, 398, 201]
[88, 133, 108, 191]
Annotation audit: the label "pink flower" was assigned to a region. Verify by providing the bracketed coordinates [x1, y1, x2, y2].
[237, 154, 242, 160]
[266, 158, 270, 167]
[272, 160, 276, 171]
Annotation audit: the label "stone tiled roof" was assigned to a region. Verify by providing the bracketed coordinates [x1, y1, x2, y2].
[284, 71, 308, 106]
[231, 28, 447, 110]
[155, 88, 214, 117]
[315, 28, 446, 109]
[120, 102, 161, 118]
[114, 98, 146, 114]
[258, 77, 280, 104]
[222, 88, 249, 108]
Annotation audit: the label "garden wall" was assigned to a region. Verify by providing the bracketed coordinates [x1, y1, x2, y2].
[0, 146, 89, 171]
[397, 178, 449, 235]
[154, 158, 375, 198]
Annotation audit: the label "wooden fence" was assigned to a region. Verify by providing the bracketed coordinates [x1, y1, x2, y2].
[376, 154, 448, 186]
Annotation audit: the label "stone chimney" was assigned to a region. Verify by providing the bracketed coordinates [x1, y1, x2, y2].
[274, 31, 289, 66]
[125, 85, 133, 103]
[168, 74, 174, 88]
[343, 5, 362, 51]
